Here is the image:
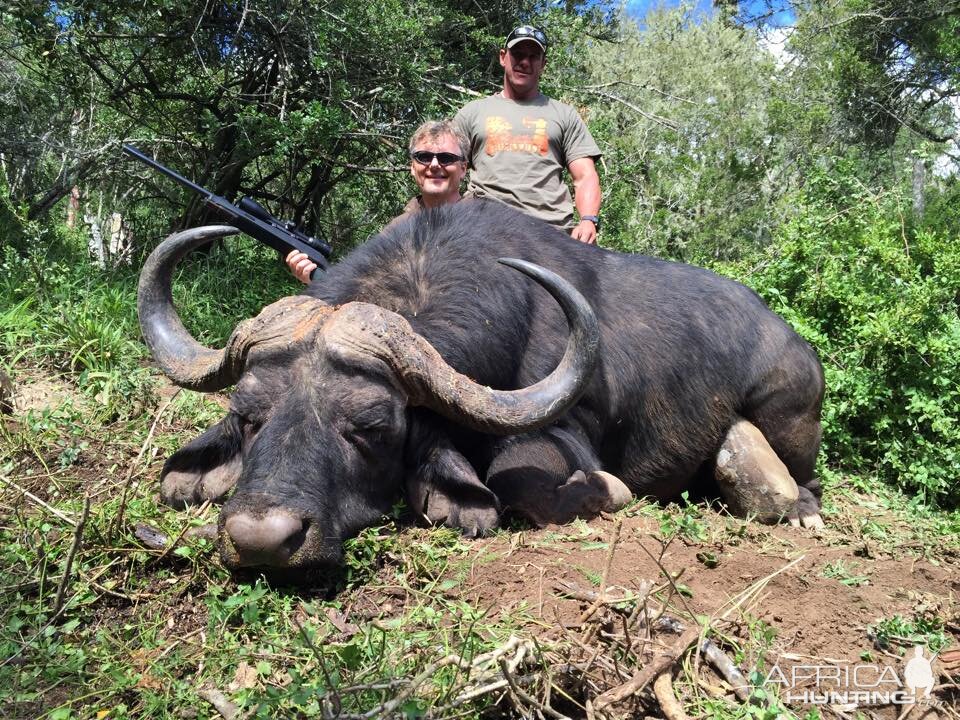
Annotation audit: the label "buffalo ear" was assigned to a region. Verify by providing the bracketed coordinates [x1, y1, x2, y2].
[405, 424, 500, 538]
[160, 415, 243, 509]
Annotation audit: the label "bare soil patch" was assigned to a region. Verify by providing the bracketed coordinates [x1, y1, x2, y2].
[457, 509, 958, 717]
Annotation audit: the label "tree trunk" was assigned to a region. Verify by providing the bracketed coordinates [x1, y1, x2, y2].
[912, 156, 925, 218]
[27, 157, 97, 221]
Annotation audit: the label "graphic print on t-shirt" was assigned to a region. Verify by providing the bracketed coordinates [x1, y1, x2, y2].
[484, 116, 548, 156]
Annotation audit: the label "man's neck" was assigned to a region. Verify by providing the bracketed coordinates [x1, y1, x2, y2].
[421, 193, 460, 210]
[501, 85, 540, 102]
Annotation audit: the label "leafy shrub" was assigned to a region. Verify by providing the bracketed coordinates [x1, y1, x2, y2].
[0, 208, 296, 420]
[731, 166, 960, 507]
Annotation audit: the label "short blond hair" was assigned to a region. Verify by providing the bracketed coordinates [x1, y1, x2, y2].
[408, 120, 470, 160]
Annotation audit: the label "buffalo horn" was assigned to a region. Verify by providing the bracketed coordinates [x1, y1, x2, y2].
[422, 258, 599, 432]
[137, 225, 247, 391]
[327, 259, 600, 434]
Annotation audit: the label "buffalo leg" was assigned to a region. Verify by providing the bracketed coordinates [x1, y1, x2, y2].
[486, 426, 632, 526]
[753, 415, 823, 528]
[405, 415, 500, 537]
[746, 408, 824, 529]
[715, 418, 799, 523]
[406, 438, 501, 538]
[160, 418, 243, 509]
[740, 343, 824, 528]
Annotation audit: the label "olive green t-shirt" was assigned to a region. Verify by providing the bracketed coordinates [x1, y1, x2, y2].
[454, 94, 601, 231]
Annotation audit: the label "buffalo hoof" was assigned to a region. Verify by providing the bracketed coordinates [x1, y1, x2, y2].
[715, 419, 799, 523]
[788, 511, 825, 530]
[420, 490, 500, 538]
[161, 455, 241, 509]
[586, 470, 634, 512]
[521, 469, 632, 526]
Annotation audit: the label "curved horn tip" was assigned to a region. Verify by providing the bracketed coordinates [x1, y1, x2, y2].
[137, 224, 248, 392]
[405, 255, 600, 434]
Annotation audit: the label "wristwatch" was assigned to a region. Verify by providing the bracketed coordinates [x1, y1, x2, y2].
[580, 215, 600, 230]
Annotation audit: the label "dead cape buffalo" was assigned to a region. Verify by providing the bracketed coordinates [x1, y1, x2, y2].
[138, 200, 825, 573]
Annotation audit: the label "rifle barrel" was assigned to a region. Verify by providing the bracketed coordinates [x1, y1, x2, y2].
[121, 144, 211, 198]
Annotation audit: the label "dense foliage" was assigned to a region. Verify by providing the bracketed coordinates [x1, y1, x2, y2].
[731, 165, 960, 506]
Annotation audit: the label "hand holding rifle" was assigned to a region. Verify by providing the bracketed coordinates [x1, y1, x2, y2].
[285, 250, 317, 284]
[122, 144, 332, 279]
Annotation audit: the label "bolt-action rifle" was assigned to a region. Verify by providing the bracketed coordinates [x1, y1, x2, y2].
[122, 143, 332, 274]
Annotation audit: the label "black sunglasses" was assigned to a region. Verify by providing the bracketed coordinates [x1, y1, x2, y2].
[505, 26, 547, 48]
[411, 151, 464, 166]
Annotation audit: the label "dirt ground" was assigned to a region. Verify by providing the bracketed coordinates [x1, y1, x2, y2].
[465, 513, 955, 656]
[3, 373, 958, 718]
[455, 509, 959, 717]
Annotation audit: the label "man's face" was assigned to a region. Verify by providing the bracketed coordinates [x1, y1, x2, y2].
[499, 41, 545, 97]
[409, 133, 466, 202]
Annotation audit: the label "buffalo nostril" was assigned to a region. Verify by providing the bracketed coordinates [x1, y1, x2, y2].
[224, 509, 305, 566]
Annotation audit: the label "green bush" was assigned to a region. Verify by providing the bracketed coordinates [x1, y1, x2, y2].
[0, 209, 298, 419]
[733, 167, 960, 507]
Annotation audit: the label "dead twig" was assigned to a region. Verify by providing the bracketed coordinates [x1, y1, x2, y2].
[52, 495, 90, 617]
[554, 580, 650, 610]
[593, 623, 701, 710]
[653, 671, 692, 720]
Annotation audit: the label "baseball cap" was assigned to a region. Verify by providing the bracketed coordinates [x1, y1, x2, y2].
[504, 25, 547, 53]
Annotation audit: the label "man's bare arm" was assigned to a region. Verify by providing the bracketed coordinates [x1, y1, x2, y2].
[569, 156, 601, 244]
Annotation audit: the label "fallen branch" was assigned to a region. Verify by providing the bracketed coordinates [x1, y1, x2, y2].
[593, 623, 701, 710]
[653, 671, 692, 720]
[197, 685, 239, 720]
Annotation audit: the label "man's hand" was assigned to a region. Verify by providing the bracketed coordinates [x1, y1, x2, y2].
[571, 219, 598, 244]
[285, 249, 317, 284]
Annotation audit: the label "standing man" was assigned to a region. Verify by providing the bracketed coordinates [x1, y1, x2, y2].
[454, 25, 602, 243]
[287, 120, 468, 283]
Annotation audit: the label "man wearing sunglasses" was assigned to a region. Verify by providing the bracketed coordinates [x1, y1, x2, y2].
[286, 120, 468, 283]
[454, 25, 602, 244]
[392, 120, 469, 228]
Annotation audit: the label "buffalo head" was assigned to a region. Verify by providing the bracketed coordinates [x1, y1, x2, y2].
[138, 225, 599, 572]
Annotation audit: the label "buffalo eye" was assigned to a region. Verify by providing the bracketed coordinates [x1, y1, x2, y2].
[344, 405, 398, 451]
[344, 420, 387, 451]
